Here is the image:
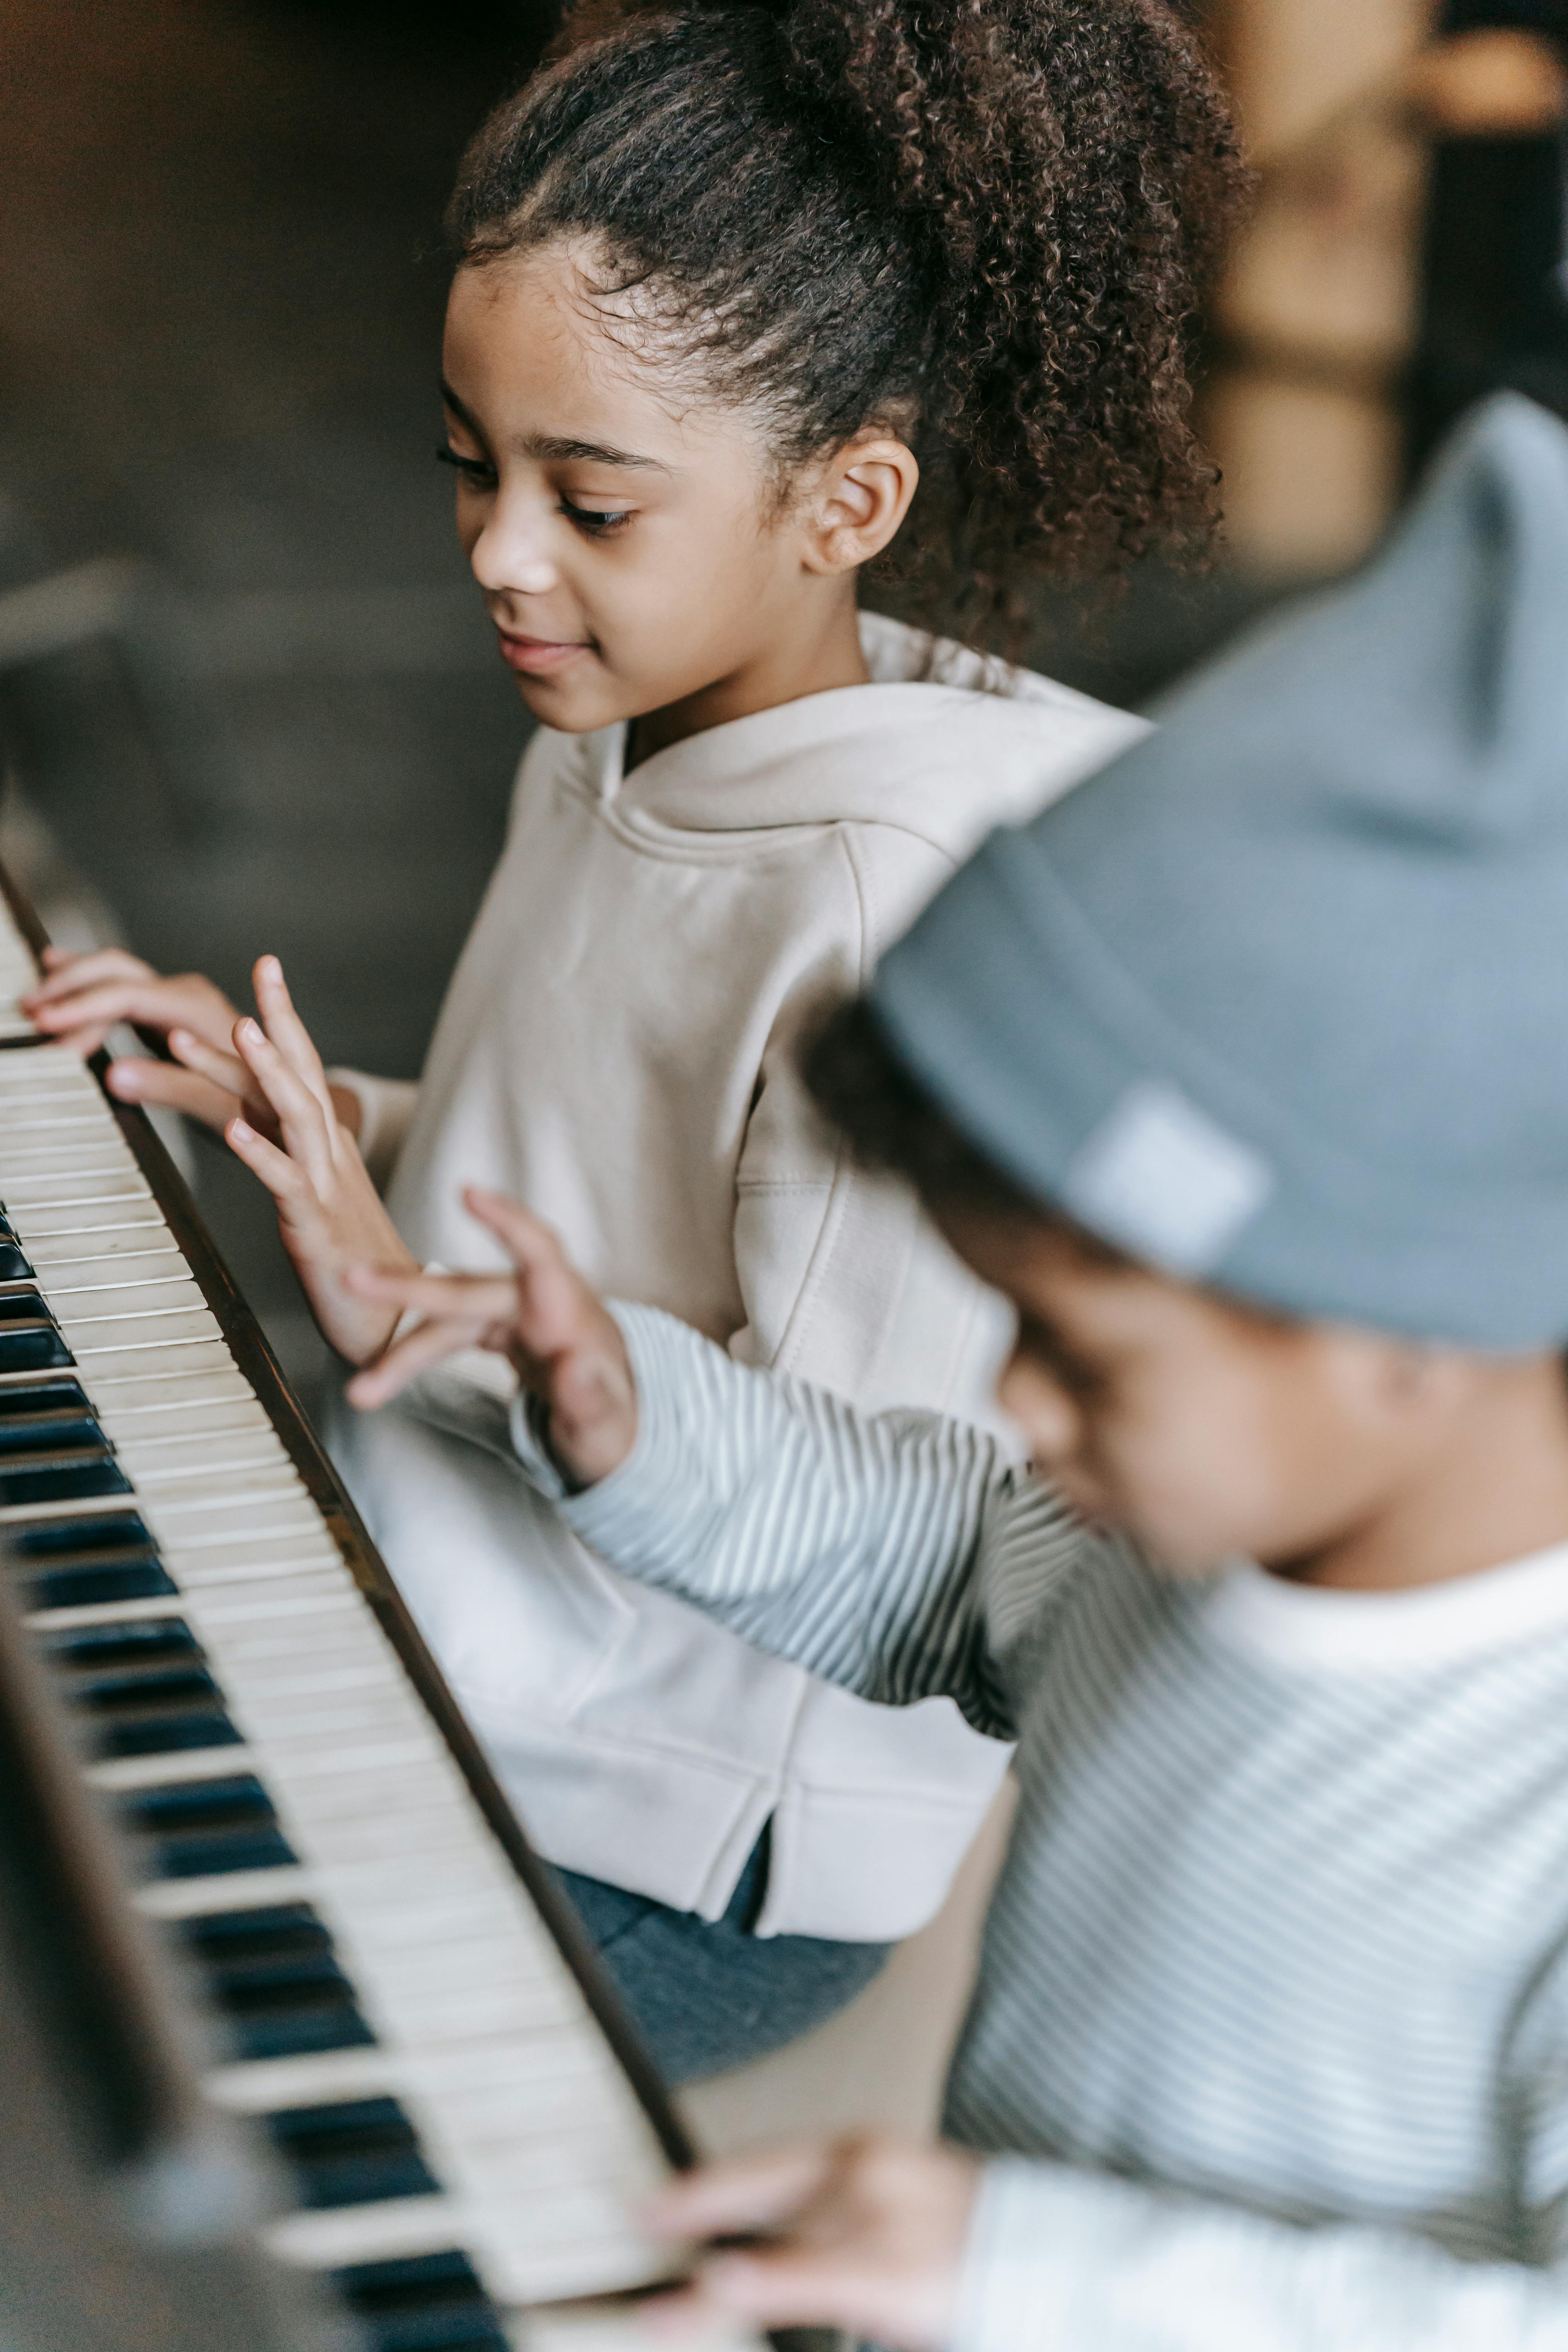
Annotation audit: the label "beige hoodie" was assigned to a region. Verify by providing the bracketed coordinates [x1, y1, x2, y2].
[332, 613, 1148, 1940]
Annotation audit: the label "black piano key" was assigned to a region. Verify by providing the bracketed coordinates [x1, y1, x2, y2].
[38, 1618, 243, 1759]
[0, 1289, 73, 1373]
[175, 1904, 377, 2062]
[6, 1508, 178, 1610]
[267, 2097, 441, 2211]
[43, 1618, 202, 1669]
[0, 1378, 85, 1424]
[119, 1773, 298, 1879]
[331, 2250, 508, 2352]
[0, 1406, 103, 1450]
[0, 1210, 33, 1283]
[0, 1290, 73, 1373]
[0, 1448, 133, 1506]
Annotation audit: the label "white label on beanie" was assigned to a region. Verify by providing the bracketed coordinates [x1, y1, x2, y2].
[1064, 1080, 1272, 1277]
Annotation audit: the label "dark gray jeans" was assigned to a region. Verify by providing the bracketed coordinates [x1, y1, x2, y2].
[555, 1824, 891, 2085]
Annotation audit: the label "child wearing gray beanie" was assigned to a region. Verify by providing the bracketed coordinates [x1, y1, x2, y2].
[342, 393, 1568, 2349]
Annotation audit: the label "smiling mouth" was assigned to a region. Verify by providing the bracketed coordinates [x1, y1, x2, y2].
[495, 630, 593, 678]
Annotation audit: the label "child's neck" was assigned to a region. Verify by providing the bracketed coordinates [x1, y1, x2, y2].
[626, 588, 871, 773]
[1284, 1357, 1568, 1594]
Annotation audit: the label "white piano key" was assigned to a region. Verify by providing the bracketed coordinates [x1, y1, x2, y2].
[5, 1194, 163, 1233]
[25, 1592, 214, 1633]
[136, 1864, 324, 1920]
[87, 1746, 263, 1794]
[117, 1437, 297, 1486]
[96, 1393, 273, 1439]
[84, 1367, 257, 1417]
[160, 1548, 345, 1593]
[49, 1274, 209, 1320]
[25, 1228, 184, 1271]
[205, 2044, 396, 2111]
[141, 1493, 322, 1547]
[33, 1251, 191, 1294]
[262, 2197, 485, 2276]
[86, 1339, 242, 1388]
[0, 1490, 146, 1527]
[3, 1172, 152, 1207]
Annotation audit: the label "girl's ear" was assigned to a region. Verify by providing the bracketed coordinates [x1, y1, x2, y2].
[801, 435, 920, 575]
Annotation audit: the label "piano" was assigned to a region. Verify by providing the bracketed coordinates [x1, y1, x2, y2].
[0, 858, 735, 2352]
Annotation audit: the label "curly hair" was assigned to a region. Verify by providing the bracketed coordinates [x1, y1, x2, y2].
[446, 0, 1245, 623]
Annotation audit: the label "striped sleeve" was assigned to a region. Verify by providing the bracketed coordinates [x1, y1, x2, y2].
[955, 2157, 1568, 2352]
[511, 1303, 1093, 1740]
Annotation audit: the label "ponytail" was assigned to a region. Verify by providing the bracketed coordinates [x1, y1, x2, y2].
[448, 0, 1244, 621]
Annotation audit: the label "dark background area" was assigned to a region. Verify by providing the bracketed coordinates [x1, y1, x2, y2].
[0, 0, 555, 1384]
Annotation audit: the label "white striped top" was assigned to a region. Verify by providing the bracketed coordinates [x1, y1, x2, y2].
[505, 1305, 1568, 2349]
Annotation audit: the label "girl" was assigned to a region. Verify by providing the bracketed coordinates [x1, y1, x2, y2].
[25, 0, 1241, 2082]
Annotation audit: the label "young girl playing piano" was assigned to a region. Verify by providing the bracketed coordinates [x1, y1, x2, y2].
[24, 0, 1240, 2081]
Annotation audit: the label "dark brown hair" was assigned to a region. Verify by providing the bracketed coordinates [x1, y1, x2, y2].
[446, 0, 1245, 628]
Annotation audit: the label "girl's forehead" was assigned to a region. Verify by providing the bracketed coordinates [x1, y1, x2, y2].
[443, 246, 750, 462]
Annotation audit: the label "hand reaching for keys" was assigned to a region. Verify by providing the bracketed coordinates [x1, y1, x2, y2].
[343, 1189, 640, 1489]
[639, 2131, 981, 2351]
[207, 957, 417, 1365]
[21, 945, 363, 1140]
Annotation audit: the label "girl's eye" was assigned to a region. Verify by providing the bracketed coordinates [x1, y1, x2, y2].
[436, 445, 496, 488]
[561, 497, 632, 537]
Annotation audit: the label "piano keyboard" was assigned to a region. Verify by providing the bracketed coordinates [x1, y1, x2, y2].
[0, 880, 702, 2351]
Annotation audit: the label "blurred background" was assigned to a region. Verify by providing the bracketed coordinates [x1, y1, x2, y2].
[1, 0, 1565, 1398]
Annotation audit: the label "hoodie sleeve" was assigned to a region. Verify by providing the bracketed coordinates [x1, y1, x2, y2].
[325, 1069, 420, 1192]
[728, 826, 1016, 1428]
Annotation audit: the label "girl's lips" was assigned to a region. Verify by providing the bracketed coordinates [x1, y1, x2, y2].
[496, 630, 593, 678]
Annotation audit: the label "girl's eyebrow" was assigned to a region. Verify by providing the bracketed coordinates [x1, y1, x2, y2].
[438, 382, 674, 474]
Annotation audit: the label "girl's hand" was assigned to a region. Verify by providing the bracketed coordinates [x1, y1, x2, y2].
[21, 946, 361, 1139]
[218, 961, 416, 1365]
[641, 2132, 981, 2352]
[343, 1189, 639, 1489]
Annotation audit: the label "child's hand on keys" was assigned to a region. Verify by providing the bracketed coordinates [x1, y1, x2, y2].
[217, 958, 417, 1364]
[639, 2132, 981, 2352]
[21, 946, 363, 1139]
[343, 1189, 639, 1488]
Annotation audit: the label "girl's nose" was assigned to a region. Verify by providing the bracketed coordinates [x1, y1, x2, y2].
[468, 499, 560, 598]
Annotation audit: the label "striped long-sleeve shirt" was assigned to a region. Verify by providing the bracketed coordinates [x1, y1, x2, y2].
[497, 1304, 1568, 2350]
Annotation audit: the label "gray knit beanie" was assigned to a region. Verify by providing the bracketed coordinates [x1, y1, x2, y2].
[870, 394, 1568, 1348]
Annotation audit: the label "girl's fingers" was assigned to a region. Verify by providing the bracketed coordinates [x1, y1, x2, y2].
[344, 1264, 520, 1325]
[463, 1189, 603, 1358]
[169, 1026, 248, 1094]
[687, 2245, 868, 2329]
[23, 947, 153, 1005]
[252, 955, 336, 1116]
[233, 1017, 336, 1191]
[225, 1116, 312, 1206]
[346, 1313, 489, 1407]
[107, 1056, 241, 1132]
[645, 2145, 834, 2241]
[28, 980, 169, 1034]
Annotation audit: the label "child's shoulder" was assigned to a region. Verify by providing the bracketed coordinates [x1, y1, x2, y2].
[854, 612, 1151, 854]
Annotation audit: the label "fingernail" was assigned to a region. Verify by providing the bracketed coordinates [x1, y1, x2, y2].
[259, 955, 281, 980]
[108, 1065, 138, 1094]
[230, 1119, 254, 1142]
[239, 1018, 263, 1043]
